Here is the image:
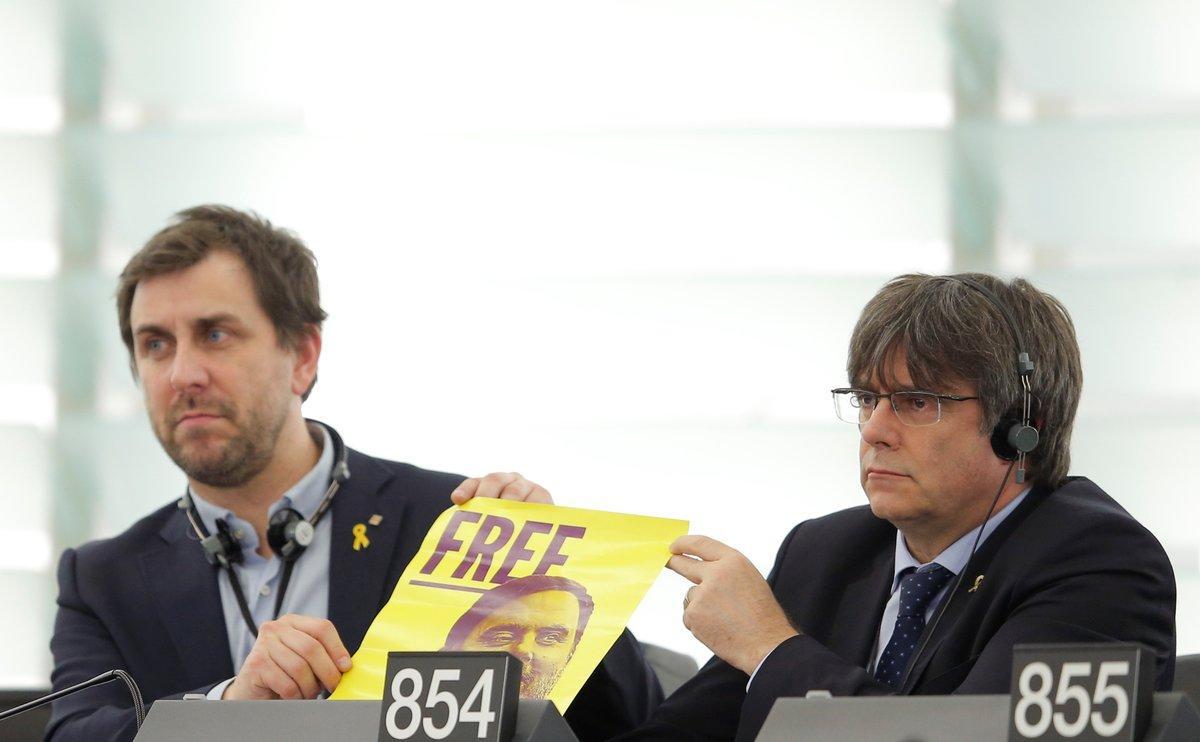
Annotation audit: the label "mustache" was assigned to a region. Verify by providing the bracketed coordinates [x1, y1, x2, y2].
[169, 398, 236, 426]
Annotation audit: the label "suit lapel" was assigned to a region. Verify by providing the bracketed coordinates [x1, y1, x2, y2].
[899, 562, 982, 691]
[799, 522, 895, 669]
[845, 542, 896, 668]
[140, 510, 234, 687]
[329, 449, 403, 652]
[900, 486, 1050, 692]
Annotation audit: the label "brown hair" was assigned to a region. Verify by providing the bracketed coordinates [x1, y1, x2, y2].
[847, 273, 1083, 488]
[116, 205, 328, 385]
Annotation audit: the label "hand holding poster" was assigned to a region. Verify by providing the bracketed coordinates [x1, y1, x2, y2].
[331, 498, 688, 711]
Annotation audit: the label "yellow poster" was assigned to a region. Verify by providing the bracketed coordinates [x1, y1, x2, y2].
[331, 498, 688, 711]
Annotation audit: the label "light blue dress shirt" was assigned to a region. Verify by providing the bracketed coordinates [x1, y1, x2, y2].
[868, 486, 1030, 673]
[189, 425, 335, 698]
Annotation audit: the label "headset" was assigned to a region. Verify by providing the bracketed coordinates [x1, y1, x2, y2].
[953, 275, 1040, 484]
[894, 275, 1041, 692]
[178, 420, 351, 637]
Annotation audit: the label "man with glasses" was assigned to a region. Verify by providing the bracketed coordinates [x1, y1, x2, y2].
[617, 273, 1175, 741]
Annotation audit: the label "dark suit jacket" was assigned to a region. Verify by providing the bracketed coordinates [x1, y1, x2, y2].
[618, 477, 1176, 741]
[47, 448, 661, 742]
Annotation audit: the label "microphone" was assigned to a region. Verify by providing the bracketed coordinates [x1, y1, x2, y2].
[0, 669, 146, 730]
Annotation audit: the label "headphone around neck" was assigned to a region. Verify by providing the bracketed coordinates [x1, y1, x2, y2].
[951, 276, 1040, 483]
[178, 419, 351, 635]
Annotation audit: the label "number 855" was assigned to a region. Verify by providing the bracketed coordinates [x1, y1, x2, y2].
[1013, 661, 1130, 738]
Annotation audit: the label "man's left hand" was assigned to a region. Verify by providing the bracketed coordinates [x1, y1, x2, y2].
[450, 472, 553, 505]
[667, 535, 799, 676]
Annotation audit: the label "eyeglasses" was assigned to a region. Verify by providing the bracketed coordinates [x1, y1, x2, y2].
[831, 388, 980, 428]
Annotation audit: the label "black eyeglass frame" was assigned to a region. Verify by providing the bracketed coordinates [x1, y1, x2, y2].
[830, 387, 980, 427]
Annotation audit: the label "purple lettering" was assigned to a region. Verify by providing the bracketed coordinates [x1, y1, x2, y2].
[451, 515, 516, 581]
[533, 525, 586, 575]
[491, 521, 553, 584]
[419, 510, 482, 575]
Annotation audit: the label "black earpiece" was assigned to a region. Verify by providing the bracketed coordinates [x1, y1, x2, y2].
[267, 507, 316, 562]
[178, 420, 351, 636]
[953, 276, 1041, 483]
[200, 518, 243, 569]
[989, 410, 1040, 461]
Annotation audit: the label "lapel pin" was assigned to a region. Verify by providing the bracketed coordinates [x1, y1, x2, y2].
[368, 514, 383, 527]
[969, 575, 984, 593]
[352, 523, 371, 551]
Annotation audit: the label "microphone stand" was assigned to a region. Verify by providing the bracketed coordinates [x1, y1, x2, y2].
[0, 669, 146, 729]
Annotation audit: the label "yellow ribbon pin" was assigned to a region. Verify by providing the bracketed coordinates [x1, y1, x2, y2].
[352, 523, 370, 551]
[969, 575, 984, 593]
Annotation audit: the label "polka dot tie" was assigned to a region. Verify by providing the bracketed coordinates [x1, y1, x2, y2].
[873, 563, 954, 688]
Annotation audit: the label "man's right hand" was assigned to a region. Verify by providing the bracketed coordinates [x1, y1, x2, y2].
[223, 615, 353, 700]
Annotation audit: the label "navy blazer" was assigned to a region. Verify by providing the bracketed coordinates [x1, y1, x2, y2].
[47, 449, 661, 741]
[618, 477, 1177, 741]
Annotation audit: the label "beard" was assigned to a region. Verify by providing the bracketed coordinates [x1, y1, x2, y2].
[521, 669, 560, 700]
[520, 653, 573, 700]
[154, 393, 288, 488]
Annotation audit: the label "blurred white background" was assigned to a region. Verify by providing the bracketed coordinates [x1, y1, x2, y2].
[1, 0, 1198, 687]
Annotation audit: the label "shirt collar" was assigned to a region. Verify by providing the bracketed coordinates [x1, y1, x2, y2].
[189, 423, 336, 544]
[890, 485, 1031, 592]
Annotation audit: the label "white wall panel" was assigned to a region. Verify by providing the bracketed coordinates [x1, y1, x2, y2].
[0, 0, 59, 133]
[4, 0, 1198, 688]
[309, 0, 949, 131]
[0, 571, 51, 685]
[0, 281, 54, 387]
[0, 138, 58, 275]
[999, 0, 1200, 101]
[999, 126, 1200, 257]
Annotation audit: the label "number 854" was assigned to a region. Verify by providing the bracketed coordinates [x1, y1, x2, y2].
[385, 668, 497, 741]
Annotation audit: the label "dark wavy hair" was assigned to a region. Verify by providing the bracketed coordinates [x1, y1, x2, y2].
[847, 273, 1083, 487]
